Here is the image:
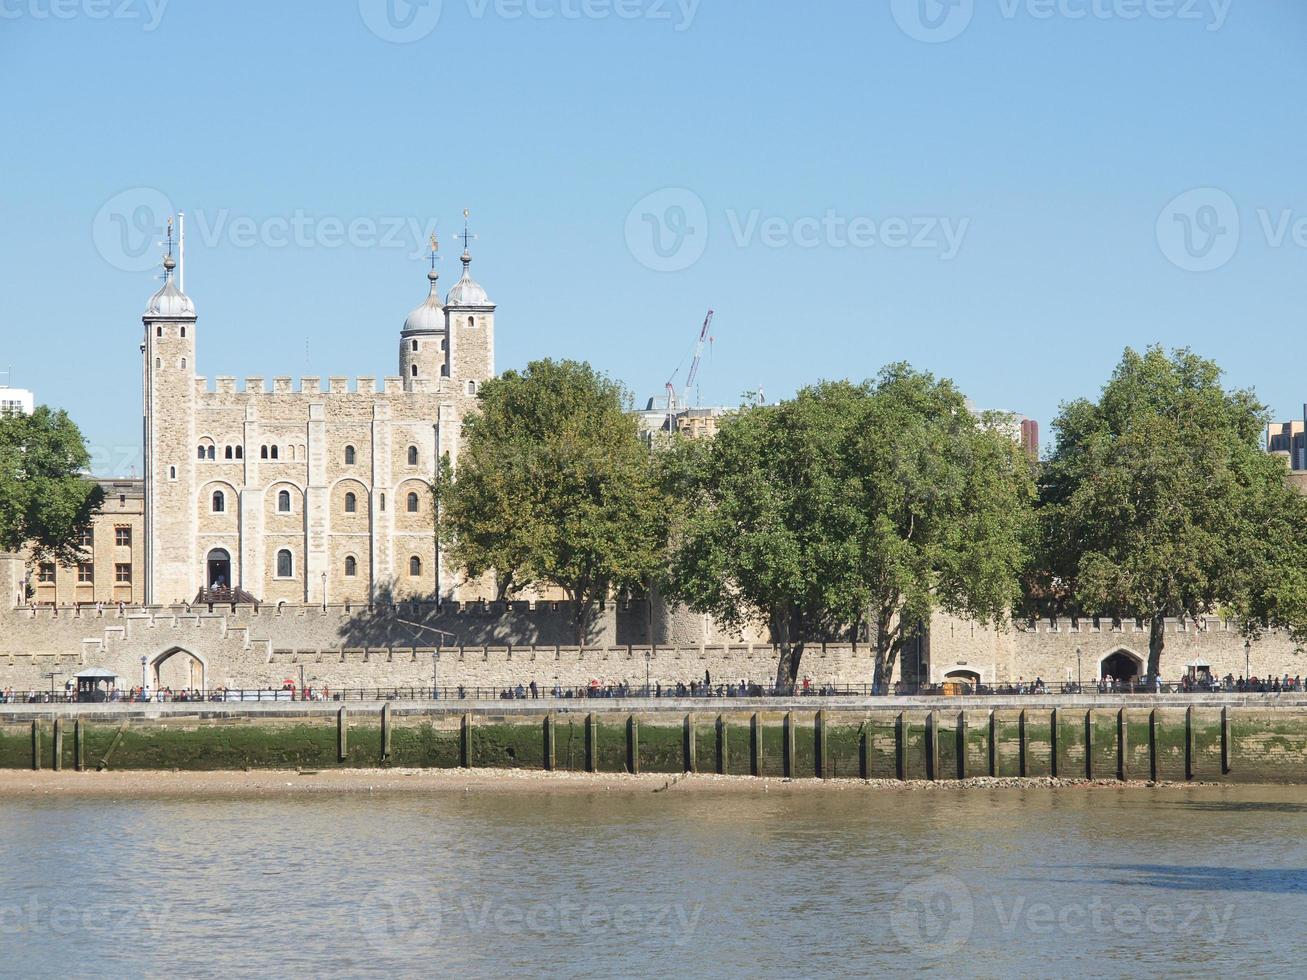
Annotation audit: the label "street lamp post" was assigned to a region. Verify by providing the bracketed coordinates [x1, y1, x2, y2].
[1245, 639, 1251, 685]
[321, 572, 328, 611]
[432, 649, 441, 700]
[645, 650, 651, 698]
[1076, 647, 1082, 692]
[140, 655, 148, 695]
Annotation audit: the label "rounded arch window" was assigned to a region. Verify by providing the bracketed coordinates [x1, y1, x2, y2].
[212, 490, 225, 513]
[344, 555, 357, 577]
[235, 446, 243, 460]
[344, 491, 357, 513]
[224, 446, 233, 460]
[276, 550, 293, 578]
[411, 364, 418, 377]
[407, 445, 419, 466]
[409, 556, 422, 577]
[344, 445, 356, 465]
[467, 381, 476, 396]
[406, 492, 420, 513]
[411, 339, 418, 352]
[270, 445, 279, 461]
[277, 489, 291, 513]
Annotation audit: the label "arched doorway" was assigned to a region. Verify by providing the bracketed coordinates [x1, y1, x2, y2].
[153, 647, 206, 692]
[207, 548, 232, 589]
[1101, 650, 1143, 683]
[944, 669, 981, 693]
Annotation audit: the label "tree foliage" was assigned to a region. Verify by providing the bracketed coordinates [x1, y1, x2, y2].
[0, 406, 103, 563]
[1034, 346, 1307, 681]
[663, 366, 1034, 689]
[434, 359, 667, 642]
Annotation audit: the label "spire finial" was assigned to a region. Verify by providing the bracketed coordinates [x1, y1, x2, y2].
[460, 208, 476, 265]
[162, 216, 176, 280]
[427, 233, 440, 284]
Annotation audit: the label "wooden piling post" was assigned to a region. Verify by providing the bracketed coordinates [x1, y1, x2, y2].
[1220, 706, 1230, 775]
[31, 721, 40, 771]
[896, 712, 907, 781]
[1148, 708, 1158, 783]
[544, 714, 556, 772]
[1185, 705, 1195, 781]
[52, 718, 63, 772]
[585, 713, 597, 773]
[784, 711, 797, 778]
[1017, 709, 1027, 778]
[988, 710, 998, 777]
[715, 714, 727, 775]
[683, 714, 696, 773]
[380, 702, 393, 762]
[1084, 709, 1094, 780]
[74, 718, 85, 772]
[750, 713, 763, 777]
[337, 707, 349, 762]
[461, 712, 473, 769]
[1117, 708, 1128, 781]
[626, 715, 639, 775]
[816, 710, 829, 779]
[957, 711, 968, 781]
[1050, 707, 1059, 778]
[859, 725, 870, 780]
[927, 710, 940, 781]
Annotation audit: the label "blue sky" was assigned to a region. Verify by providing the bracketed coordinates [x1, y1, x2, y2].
[3, 0, 1305, 474]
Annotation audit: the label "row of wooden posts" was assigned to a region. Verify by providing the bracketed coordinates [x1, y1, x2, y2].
[23, 705, 1231, 779]
[359, 704, 1232, 780]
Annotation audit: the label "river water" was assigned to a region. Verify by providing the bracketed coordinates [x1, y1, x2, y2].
[2, 783, 1305, 978]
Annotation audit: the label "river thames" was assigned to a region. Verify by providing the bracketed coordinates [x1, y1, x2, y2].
[2, 779, 1304, 977]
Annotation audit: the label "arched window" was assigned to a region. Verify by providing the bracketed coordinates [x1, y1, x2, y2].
[156, 326, 162, 338]
[235, 446, 243, 460]
[344, 555, 357, 577]
[407, 492, 419, 513]
[344, 492, 357, 513]
[276, 549, 293, 578]
[197, 446, 206, 460]
[411, 339, 418, 352]
[468, 316, 474, 328]
[168, 466, 176, 480]
[344, 446, 356, 465]
[180, 326, 186, 338]
[467, 381, 476, 396]
[277, 489, 291, 513]
[411, 364, 418, 377]
[212, 491, 225, 513]
[270, 446, 279, 461]
[181, 358, 186, 370]
[409, 556, 422, 576]
[379, 493, 386, 512]
[155, 357, 161, 368]
[260, 446, 268, 460]
[207, 446, 215, 461]
[441, 364, 449, 377]
[224, 446, 233, 460]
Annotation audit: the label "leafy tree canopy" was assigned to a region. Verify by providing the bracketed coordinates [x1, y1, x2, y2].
[434, 359, 667, 642]
[0, 406, 103, 563]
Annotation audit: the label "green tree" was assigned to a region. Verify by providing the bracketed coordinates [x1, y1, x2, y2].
[1036, 346, 1307, 684]
[664, 367, 1034, 691]
[0, 406, 104, 564]
[434, 359, 667, 643]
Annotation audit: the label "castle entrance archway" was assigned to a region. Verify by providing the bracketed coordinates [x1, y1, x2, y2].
[152, 647, 207, 693]
[1101, 650, 1143, 683]
[207, 548, 231, 589]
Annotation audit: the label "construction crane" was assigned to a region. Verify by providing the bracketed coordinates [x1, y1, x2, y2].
[663, 309, 715, 428]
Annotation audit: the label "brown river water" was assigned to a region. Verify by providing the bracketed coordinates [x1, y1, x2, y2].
[1, 781, 1305, 978]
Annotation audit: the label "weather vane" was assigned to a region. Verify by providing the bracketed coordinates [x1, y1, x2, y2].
[429, 232, 440, 271]
[460, 208, 477, 252]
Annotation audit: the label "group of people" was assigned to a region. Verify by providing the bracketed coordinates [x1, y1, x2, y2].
[480, 676, 847, 700]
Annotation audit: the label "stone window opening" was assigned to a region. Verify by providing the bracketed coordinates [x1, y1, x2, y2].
[411, 339, 418, 352]
[235, 446, 243, 460]
[225, 446, 233, 460]
[344, 445, 356, 466]
[277, 489, 291, 513]
[411, 364, 418, 377]
[115, 563, 132, 584]
[379, 493, 386, 512]
[271, 446, 279, 461]
[406, 492, 419, 513]
[409, 556, 422, 576]
[276, 549, 293, 578]
[467, 381, 476, 396]
[156, 326, 162, 338]
[181, 357, 186, 370]
[180, 326, 186, 338]
[169, 466, 177, 480]
[77, 562, 94, 584]
[212, 491, 225, 513]
[467, 316, 474, 329]
[440, 364, 449, 377]
[344, 492, 357, 513]
[344, 555, 357, 577]
[115, 527, 131, 547]
[407, 446, 418, 466]
[38, 563, 55, 584]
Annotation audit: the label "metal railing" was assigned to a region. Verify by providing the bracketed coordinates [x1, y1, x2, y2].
[2, 678, 1303, 704]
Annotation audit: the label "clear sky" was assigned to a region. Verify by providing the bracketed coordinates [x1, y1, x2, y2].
[3, 0, 1305, 475]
